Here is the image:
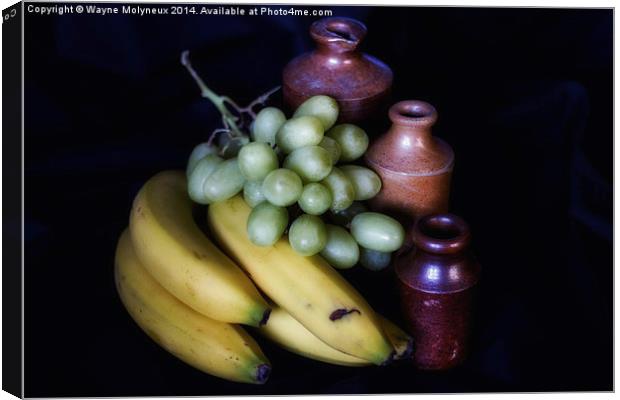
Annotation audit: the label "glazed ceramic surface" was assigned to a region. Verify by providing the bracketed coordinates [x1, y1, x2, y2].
[282, 17, 393, 124]
[395, 214, 481, 370]
[366, 100, 453, 226]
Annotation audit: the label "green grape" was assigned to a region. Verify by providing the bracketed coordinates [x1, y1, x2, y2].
[283, 146, 333, 183]
[252, 107, 287, 145]
[350, 212, 405, 252]
[293, 95, 339, 131]
[359, 248, 392, 271]
[276, 116, 324, 154]
[202, 157, 246, 202]
[247, 202, 289, 246]
[288, 214, 327, 256]
[186, 142, 218, 177]
[243, 180, 266, 208]
[340, 165, 382, 201]
[298, 183, 332, 215]
[321, 167, 355, 212]
[329, 201, 368, 226]
[320, 224, 360, 269]
[187, 154, 224, 204]
[238, 142, 279, 181]
[217, 134, 249, 158]
[326, 124, 369, 162]
[261, 168, 303, 207]
[318, 136, 341, 165]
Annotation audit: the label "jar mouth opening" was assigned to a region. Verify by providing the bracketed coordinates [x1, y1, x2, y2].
[398, 104, 434, 119]
[413, 214, 470, 254]
[311, 17, 367, 49]
[389, 100, 438, 127]
[419, 216, 462, 240]
[326, 25, 355, 42]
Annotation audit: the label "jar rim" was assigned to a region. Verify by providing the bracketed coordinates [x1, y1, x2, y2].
[412, 214, 470, 254]
[389, 100, 438, 128]
[310, 17, 367, 51]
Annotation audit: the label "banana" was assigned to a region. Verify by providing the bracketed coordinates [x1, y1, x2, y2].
[207, 195, 393, 365]
[259, 306, 370, 367]
[259, 307, 414, 366]
[129, 171, 270, 327]
[379, 316, 414, 360]
[115, 229, 271, 384]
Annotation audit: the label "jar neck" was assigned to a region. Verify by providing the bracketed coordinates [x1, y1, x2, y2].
[387, 100, 438, 147]
[315, 44, 361, 58]
[387, 124, 434, 151]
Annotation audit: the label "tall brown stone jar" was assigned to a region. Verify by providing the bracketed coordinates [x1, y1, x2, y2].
[394, 214, 481, 370]
[365, 100, 454, 226]
[282, 17, 393, 124]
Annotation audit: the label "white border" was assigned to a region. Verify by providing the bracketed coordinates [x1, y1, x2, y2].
[0, 1, 615, 400]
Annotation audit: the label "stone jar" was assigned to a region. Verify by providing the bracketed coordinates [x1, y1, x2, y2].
[394, 214, 481, 370]
[282, 17, 393, 124]
[365, 100, 454, 227]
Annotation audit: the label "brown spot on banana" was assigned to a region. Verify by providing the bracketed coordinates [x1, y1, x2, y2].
[329, 308, 361, 321]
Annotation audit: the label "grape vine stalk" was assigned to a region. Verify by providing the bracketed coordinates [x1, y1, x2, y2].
[181, 50, 280, 156]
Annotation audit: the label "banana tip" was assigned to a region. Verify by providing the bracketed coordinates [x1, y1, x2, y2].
[255, 363, 271, 384]
[259, 309, 272, 326]
[399, 338, 415, 360]
[380, 350, 397, 367]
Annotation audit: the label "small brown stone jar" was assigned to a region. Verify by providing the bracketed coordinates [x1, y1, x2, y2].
[394, 214, 481, 370]
[365, 100, 454, 227]
[282, 17, 393, 124]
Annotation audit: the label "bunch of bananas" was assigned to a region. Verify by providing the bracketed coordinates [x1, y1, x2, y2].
[115, 170, 413, 384]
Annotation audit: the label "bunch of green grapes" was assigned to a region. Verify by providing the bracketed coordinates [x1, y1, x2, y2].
[186, 95, 404, 271]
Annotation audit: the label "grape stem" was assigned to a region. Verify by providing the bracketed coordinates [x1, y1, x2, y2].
[180, 50, 281, 139]
[181, 50, 244, 137]
[235, 86, 282, 119]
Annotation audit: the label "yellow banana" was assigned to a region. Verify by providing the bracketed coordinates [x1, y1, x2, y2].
[129, 171, 270, 326]
[259, 307, 414, 366]
[115, 229, 271, 384]
[259, 306, 370, 367]
[207, 195, 393, 365]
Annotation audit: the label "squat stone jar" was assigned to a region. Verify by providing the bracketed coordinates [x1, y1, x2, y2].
[282, 17, 393, 124]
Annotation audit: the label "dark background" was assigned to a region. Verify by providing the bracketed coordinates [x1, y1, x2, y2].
[23, 3, 612, 396]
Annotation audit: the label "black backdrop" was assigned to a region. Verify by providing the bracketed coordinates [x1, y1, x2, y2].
[23, 4, 612, 396]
